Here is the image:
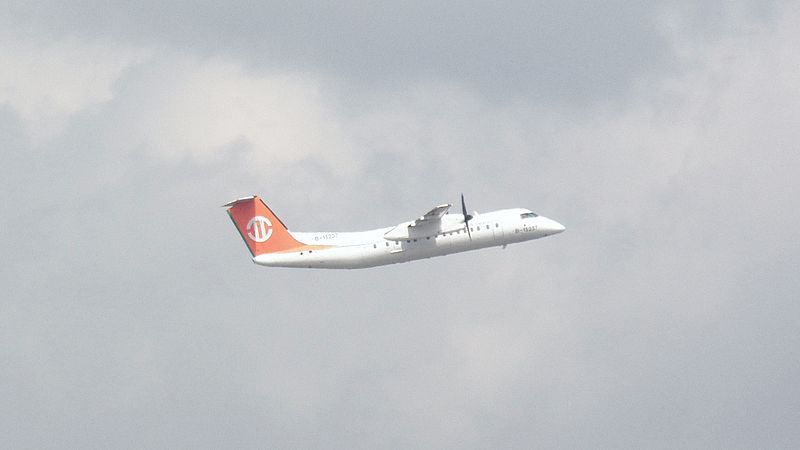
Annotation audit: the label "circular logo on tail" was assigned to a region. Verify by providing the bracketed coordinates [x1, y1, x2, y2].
[247, 216, 273, 242]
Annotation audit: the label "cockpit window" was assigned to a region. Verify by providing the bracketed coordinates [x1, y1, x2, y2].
[520, 212, 538, 219]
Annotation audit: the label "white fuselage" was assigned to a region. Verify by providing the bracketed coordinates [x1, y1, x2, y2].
[252, 208, 564, 269]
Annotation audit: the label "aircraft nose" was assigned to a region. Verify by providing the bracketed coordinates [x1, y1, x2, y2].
[544, 218, 566, 234]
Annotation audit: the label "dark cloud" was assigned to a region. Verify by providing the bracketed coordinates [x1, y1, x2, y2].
[7, 0, 773, 106]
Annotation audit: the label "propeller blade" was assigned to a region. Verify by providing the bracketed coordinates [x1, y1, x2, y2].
[461, 193, 472, 239]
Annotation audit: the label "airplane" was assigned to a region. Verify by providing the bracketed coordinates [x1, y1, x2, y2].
[223, 194, 565, 269]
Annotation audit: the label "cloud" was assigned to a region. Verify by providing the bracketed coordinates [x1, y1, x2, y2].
[105, 56, 353, 170]
[0, 35, 147, 139]
[1, 1, 799, 449]
[0, 36, 355, 173]
[1, 1, 729, 105]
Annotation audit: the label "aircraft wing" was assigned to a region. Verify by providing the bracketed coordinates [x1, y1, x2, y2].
[384, 203, 453, 240]
[411, 204, 451, 227]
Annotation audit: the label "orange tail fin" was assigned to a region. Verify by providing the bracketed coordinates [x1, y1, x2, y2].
[223, 195, 304, 256]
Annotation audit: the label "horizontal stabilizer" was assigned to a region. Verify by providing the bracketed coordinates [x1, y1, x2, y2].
[222, 195, 258, 207]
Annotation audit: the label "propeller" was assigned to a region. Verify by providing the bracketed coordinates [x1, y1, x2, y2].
[461, 193, 473, 239]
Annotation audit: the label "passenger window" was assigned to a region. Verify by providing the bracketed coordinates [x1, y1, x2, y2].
[385, 242, 389, 247]
[373, 244, 377, 248]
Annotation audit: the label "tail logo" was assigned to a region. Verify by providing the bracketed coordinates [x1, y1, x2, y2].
[246, 216, 273, 242]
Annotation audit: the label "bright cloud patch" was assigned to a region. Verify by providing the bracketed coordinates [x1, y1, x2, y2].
[1, 37, 352, 171]
[0, 36, 147, 137]
[129, 58, 352, 168]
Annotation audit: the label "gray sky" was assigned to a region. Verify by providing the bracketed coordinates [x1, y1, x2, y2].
[2, 1, 799, 448]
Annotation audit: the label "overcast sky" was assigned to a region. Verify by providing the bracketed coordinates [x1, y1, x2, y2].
[2, 1, 799, 448]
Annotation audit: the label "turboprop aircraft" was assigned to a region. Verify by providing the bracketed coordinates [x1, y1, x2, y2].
[223, 195, 565, 269]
